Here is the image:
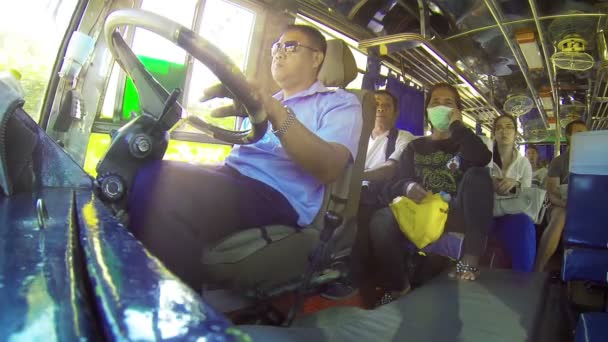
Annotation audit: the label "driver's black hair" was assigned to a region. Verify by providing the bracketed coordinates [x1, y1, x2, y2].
[284, 24, 327, 69]
[285, 24, 327, 55]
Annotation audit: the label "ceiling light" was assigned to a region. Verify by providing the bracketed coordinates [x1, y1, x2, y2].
[539, 86, 554, 116]
[516, 29, 544, 71]
[548, 117, 556, 130]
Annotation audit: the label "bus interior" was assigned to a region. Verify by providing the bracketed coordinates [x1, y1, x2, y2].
[1, 0, 608, 340]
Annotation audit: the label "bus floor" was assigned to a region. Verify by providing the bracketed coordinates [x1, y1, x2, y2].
[227, 245, 580, 328]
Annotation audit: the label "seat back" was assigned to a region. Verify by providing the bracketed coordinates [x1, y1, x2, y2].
[562, 130, 608, 283]
[563, 130, 608, 248]
[309, 40, 375, 251]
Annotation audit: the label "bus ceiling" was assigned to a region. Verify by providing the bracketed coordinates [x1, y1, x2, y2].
[288, 0, 608, 138]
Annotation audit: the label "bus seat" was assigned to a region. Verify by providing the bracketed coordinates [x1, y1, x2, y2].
[562, 247, 608, 283]
[563, 131, 608, 248]
[200, 39, 375, 294]
[575, 313, 608, 342]
[562, 131, 608, 283]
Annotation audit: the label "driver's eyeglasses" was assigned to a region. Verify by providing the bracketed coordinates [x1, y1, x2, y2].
[271, 41, 319, 56]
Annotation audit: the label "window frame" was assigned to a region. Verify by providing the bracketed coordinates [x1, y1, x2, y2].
[91, 0, 265, 146]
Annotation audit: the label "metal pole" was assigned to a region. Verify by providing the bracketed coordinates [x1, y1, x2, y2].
[483, 0, 549, 128]
[528, 0, 559, 129]
[417, 0, 430, 39]
[555, 108, 562, 157]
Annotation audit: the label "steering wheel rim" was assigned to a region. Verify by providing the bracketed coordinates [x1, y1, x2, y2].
[104, 8, 268, 144]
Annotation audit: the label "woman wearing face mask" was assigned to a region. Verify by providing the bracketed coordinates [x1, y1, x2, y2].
[490, 115, 536, 272]
[367, 83, 493, 306]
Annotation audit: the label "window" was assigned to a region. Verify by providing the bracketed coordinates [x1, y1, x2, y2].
[84, 133, 231, 176]
[120, 0, 197, 121]
[100, 0, 257, 126]
[100, 0, 256, 127]
[87, 0, 259, 176]
[0, 0, 79, 122]
[183, 0, 257, 131]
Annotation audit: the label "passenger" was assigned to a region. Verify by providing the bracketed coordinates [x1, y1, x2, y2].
[365, 83, 493, 305]
[535, 120, 588, 271]
[340, 90, 413, 302]
[128, 25, 363, 290]
[526, 145, 548, 189]
[490, 115, 536, 272]
[363, 90, 414, 183]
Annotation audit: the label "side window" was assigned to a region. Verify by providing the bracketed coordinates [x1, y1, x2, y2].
[0, 0, 79, 122]
[183, 0, 257, 131]
[86, 0, 259, 176]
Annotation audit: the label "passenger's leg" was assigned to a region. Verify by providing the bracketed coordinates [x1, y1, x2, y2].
[534, 207, 566, 271]
[349, 203, 380, 291]
[368, 207, 410, 295]
[128, 160, 298, 290]
[491, 214, 536, 272]
[448, 167, 494, 280]
[322, 202, 378, 303]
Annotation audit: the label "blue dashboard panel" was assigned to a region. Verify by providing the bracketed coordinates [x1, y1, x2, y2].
[11, 107, 92, 191]
[564, 173, 608, 249]
[562, 247, 608, 283]
[74, 190, 249, 341]
[0, 189, 96, 340]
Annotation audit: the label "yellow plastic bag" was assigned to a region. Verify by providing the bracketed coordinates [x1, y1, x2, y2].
[389, 193, 449, 249]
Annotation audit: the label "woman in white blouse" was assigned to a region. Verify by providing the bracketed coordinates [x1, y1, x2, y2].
[525, 145, 548, 189]
[490, 114, 536, 272]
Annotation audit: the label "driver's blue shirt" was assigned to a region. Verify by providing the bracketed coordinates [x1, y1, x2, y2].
[225, 81, 363, 226]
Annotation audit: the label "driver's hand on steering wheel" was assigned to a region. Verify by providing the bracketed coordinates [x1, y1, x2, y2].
[248, 82, 290, 130]
[203, 82, 286, 128]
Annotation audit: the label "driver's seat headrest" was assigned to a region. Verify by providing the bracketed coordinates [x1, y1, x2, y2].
[318, 39, 358, 88]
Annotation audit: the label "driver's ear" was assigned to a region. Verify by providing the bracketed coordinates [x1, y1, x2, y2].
[312, 51, 324, 71]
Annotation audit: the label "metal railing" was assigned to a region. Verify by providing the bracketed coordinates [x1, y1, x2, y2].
[527, 0, 561, 153]
[589, 60, 608, 130]
[359, 33, 503, 129]
[483, 0, 549, 129]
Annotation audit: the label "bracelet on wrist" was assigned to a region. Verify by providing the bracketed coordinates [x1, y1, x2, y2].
[272, 106, 296, 138]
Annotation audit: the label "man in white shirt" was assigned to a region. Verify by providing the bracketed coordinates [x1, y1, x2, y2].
[363, 90, 414, 182]
[323, 90, 413, 301]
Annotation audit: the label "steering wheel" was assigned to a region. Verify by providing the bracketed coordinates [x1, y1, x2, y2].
[104, 9, 267, 144]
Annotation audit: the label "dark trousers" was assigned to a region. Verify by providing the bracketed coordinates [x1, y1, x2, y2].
[353, 167, 494, 292]
[128, 160, 298, 290]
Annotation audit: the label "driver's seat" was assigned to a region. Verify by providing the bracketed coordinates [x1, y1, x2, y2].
[200, 39, 375, 296]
